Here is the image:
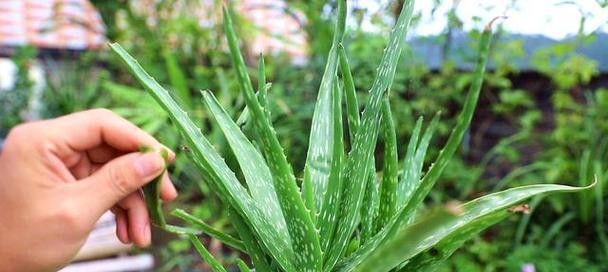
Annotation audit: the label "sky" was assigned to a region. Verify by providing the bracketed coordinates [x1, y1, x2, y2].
[359, 0, 608, 40]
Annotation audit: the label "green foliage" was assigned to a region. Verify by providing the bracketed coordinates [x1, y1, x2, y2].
[436, 237, 605, 272]
[504, 243, 602, 272]
[109, 1, 595, 271]
[41, 53, 108, 118]
[0, 46, 37, 137]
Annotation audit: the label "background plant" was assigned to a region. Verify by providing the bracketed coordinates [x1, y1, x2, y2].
[0, 46, 37, 138]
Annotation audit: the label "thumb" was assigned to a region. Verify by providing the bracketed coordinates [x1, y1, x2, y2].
[80, 151, 165, 210]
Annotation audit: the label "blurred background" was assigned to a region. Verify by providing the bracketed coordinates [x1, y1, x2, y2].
[0, 0, 607, 271]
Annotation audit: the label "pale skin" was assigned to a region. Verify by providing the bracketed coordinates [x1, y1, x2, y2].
[0, 109, 178, 271]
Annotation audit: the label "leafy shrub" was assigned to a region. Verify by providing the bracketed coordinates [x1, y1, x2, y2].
[0, 46, 37, 138]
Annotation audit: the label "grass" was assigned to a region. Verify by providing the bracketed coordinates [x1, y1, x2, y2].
[109, 1, 594, 271]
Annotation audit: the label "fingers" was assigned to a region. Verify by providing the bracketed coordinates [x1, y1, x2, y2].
[69, 145, 121, 179]
[109, 175, 176, 247]
[89, 163, 177, 202]
[87, 144, 122, 164]
[79, 152, 165, 212]
[111, 207, 130, 244]
[160, 172, 178, 201]
[43, 109, 176, 159]
[54, 109, 160, 152]
[117, 192, 151, 247]
[69, 154, 93, 180]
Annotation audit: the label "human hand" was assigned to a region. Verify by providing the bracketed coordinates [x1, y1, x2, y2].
[0, 109, 177, 271]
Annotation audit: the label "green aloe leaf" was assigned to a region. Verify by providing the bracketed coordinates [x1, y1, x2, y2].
[188, 234, 227, 272]
[398, 113, 440, 214]
[376, 98, 399, 231]
[237, 259, 252, 272]
[303, 0, 347, 214]
[338, 44, 360, 141]
[397, 20, 494, 226]
[397, 211, 509, 271]
[236, 85, 271, 127]
[353, 183, 594, 272]
[223, 7, 321, 271]
[337, 42, 379, 243]
[109, 43, 295, 271]
[230, 209, 272, 272]
[139, 146, 169, 227]
[172, 209, 245, 252]
[323, 1, 415, 270]
[201, 90, 289, 245]
[236, 54, 271, 127]
[334, 18, 497, 271]
[396, 117, 423, 208]
[360, 171, 379, 243]
[162, 224, 203, 235]
[318, 79, 345, 252]
[258, 54, 269, 115]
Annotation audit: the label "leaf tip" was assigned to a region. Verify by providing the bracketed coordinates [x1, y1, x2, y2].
[587, 175, 599, 189]
[485, 16, 508, 31]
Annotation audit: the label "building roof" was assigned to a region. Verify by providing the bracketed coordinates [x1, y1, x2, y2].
[240, 0, 307, 64]
[0, 0, 105, 51]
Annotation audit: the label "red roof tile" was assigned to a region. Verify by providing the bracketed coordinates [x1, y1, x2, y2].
[0, 0, 106, 50]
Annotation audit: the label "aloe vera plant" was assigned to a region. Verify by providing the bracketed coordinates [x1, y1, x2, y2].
[109, 1, 593, 271]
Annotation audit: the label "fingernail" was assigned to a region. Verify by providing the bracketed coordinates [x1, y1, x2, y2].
[163, 174, 178, 199]
[134, 153, 164, 178]
[165, 148, 176, 162]
[143, 223, 151, 246]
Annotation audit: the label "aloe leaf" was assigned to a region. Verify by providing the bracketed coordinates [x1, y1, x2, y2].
[323, 1, 415, 270]
[399, 113, 440, 214]
[396, 117, 423, 208]
[162, 224, 203, 235]
[230, 209, 272, 272]
[109, 43, 294, 271]
[139, 146, 169, 227]
[223, 8, 321, 271]
[353, 183, 594, 272]
[188, 234, 228, 272]
[303, 0, 347, 214]
[201, 90, 289, 244]
[397, 20, 494, 226]
[318, 79, 344, 251]
[337, 43, 378, 242]
[236, 103, 250, 127]
[236, 259, 252, 272]
[338, 44, 360, 141]
[334, 19, 494, 271]
[172, 209, 245, 252]
[302, 169, 317, 224]
[376, 98, 399, 231]
[236, 54, 270, 127]
[258, 54, 269, 115]
[236, 84, 272, 127]
[398, 211, 509, 271]
[360, 172, 379, 243]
